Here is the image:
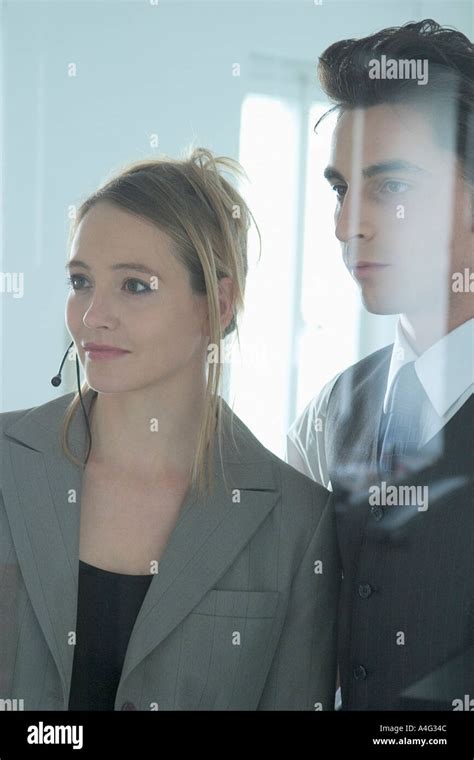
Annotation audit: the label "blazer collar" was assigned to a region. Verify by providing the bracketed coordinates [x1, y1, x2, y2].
[2, 388, 281, 704]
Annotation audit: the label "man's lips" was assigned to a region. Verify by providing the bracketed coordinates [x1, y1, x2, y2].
[349, 262, 391, 278]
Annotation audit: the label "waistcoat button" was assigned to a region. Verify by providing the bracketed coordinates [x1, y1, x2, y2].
[353, 664, 367, 681]
[358, 583, 373, 598]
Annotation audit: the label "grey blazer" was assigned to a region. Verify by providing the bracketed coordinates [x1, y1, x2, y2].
[0, 388, 340, 711]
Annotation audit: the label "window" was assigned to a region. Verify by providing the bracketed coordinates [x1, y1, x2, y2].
[230, 84, 360, 457]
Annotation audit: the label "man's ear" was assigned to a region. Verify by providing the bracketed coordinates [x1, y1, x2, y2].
[465, 180, 474, 232]
[457, 170, 474, 232]
[470, 185, 474, 232]
[462, 167, 474, 231]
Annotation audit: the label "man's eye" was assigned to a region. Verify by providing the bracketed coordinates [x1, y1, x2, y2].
[332, 184, 347, 200]
[380, 180, 411, 194]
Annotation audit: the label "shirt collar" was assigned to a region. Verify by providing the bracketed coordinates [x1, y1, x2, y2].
[384, 317, 474, 417]
[384, 320, 418, 413]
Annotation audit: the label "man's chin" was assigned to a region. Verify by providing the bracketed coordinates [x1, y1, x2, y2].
[359, 290, 402, 315]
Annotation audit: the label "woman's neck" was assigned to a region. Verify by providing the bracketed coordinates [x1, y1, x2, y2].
[86, 382, 207, 481]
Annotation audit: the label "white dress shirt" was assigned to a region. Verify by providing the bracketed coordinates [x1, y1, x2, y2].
[286, 318, 474, 491]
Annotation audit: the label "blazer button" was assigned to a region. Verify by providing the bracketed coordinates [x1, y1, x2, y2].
[358, 583, 373, 598]
[121, 702, 137, 711]
[371, 505, 383, 521]
[353, 664, 367, 681]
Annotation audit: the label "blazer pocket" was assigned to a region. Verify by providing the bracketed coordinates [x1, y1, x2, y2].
[175, 589, 281, 710]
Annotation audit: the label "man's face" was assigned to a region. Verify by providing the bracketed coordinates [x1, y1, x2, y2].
[325, 103, 472, 317]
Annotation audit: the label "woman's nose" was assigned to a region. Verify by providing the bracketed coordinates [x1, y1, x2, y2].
[82, 293, 119, 329]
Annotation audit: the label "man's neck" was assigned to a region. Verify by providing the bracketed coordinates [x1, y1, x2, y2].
[400, 308, 472, 355]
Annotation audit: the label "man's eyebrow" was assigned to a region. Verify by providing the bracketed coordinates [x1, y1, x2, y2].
[65, 259, 159, 276]
[324, 160, 428, 183]
[323, 166, 346, 183]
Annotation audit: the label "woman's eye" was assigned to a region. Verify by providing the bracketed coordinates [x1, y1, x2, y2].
[66, 274, 88, 290]
[65, 275, 151, 295]
[380, 179, 411, 194]
[123, 278, 151, 294]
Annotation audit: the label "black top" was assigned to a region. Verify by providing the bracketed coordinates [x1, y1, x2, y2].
[68, 560, 153, 711]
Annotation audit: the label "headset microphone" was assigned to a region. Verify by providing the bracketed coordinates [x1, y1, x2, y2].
[50, 340, 93, 464]
[51, 340, 75, 386]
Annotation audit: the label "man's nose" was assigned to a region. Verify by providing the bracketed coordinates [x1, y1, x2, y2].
[335, 191, 374, 243]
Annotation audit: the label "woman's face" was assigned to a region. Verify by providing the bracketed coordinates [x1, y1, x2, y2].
[65, 201, 211, 394]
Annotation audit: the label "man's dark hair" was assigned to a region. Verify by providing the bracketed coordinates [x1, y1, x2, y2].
[316, 19, 474, 186]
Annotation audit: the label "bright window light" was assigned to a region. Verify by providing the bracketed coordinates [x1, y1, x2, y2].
[231, 95, 360, 458]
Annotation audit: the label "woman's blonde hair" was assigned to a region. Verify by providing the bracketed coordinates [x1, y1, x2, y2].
[61, 146, 260, 498]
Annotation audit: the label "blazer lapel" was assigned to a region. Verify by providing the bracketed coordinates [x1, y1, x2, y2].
[120, 454, 280, 685]
[2, 390, 91, 702]
[2, 388, 281, 701]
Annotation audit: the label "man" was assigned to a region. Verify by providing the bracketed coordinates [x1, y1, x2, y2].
[287, 19, 473, 710]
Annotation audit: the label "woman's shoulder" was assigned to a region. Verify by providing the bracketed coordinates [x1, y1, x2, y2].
[266, 446, 332, 523]
[222, 402, 331, 510]
[0, 392, 76, 440]
[244, 430, 336, 570]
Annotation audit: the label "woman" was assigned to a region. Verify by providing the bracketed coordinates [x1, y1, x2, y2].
[0, 148, 340, 711]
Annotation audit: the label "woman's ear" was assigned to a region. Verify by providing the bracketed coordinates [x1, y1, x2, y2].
[200, 277, 234, 338]
[217, 277, 235, 334]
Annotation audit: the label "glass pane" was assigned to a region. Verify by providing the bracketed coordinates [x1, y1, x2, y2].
[231, 93, 301, 457]
[296, 103, 360, 412]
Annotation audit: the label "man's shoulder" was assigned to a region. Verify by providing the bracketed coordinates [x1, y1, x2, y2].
[325, 343, 394, 403]
[338, 343, 393, 381]
[291, 344, 394, 430]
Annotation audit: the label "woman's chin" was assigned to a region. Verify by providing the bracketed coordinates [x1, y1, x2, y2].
[83, 377, 133, 394]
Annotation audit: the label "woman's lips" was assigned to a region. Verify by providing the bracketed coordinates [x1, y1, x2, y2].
[85, 348, 130, 360]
